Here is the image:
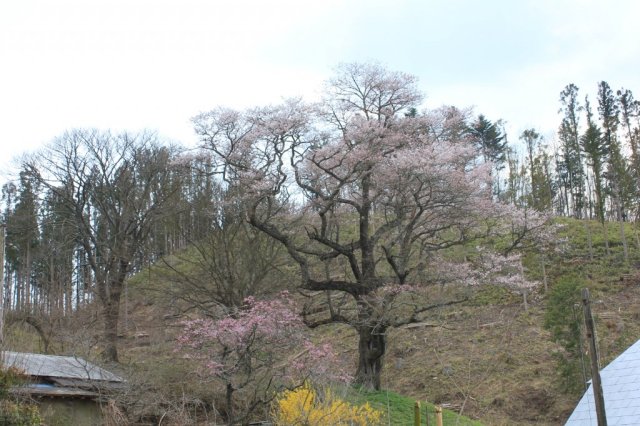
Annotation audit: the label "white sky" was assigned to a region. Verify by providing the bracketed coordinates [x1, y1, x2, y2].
[1, 0, 639, 179]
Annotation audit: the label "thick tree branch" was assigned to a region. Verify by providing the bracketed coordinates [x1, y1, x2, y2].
[391, 298, 469, 328]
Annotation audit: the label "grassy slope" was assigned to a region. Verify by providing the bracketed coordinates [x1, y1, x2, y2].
[349, 387, 483, 425]
[19, 217, 633, 425]
[371, 218, 640, 425]
[331, 218, 640, 424]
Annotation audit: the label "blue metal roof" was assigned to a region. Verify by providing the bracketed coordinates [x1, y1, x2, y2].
[566, 339, 640, 425]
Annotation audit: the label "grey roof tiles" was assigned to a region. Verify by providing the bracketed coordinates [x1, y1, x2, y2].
[566, 339, 640, 425]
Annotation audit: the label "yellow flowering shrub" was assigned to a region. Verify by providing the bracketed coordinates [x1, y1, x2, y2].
[272, 382, 382, 425]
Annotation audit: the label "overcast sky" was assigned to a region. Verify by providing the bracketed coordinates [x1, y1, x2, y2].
[1, 0, 639, 179]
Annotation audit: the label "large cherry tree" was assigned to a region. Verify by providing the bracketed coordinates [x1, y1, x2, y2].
[193, 62, 508, 389]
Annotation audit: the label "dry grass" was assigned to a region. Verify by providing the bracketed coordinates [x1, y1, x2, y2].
[100, 218, 640, 424]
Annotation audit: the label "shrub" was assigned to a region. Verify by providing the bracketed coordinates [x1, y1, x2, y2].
[272, 382, 382, 426]
[0, 368, 42, 426]
[544, 274, 585, 393]
[0, 400, 41, 426]
[177, 293, 350, 424]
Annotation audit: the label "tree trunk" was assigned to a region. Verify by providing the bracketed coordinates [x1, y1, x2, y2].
[617, 200, 629, 264]
[102, 284, 122, 363]
[584, 221, 594, 261]
[25, 244, 31, 310]
[226, 382, 234, 426]
[354, 324, 386, 390]
[619, 217, 629, 264]
[541, 259, 548, 293]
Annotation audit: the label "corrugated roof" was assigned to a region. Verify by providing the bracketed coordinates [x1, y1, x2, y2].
[565, 339, 640, 425]
[1, 351, 124, 383]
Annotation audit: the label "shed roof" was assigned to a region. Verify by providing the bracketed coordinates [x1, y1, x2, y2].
[1, 351, 123, 383]
[565, 339, 640, 425]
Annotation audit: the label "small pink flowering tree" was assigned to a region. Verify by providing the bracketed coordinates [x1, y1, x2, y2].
[193, 62, 526, 390]
[494, 205, 561, 294]
[178, 293, 348, 424]
[473, 247, 539, 311]
[424, 248, 538, 310]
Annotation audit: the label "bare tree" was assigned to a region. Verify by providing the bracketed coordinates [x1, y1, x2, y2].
[24, 130, 179, 362]
[157, 181, 291, 314]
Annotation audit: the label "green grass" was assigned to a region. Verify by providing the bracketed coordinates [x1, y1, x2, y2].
[468, 284, 518, 306]
[348, 387, 483, 426]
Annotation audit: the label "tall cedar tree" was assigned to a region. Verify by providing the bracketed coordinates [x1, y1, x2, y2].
[39, 189, 78, 316]
[618, 88, 640, 218]
[4, 171, 40, 311]
[520, 129, 552, 211]
[581, 98, 607, 224]
[598, 81, 630, 261]
[558, 84, 585, 218]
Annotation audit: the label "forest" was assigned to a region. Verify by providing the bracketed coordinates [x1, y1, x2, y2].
[1, 62, 640, 425]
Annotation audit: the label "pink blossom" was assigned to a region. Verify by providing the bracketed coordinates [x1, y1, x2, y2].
[177, 292, 349, 385]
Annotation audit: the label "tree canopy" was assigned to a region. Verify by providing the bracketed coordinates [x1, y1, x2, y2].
[193, 62, 512, 389]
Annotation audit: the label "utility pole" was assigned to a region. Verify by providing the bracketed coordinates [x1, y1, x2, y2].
[582, 288, 607, 426]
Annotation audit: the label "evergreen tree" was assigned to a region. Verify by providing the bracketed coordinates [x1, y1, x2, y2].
[468, 114, 507, 196]
[5, 171, 40, 311]
[468, 114, 507, 166]
[520, 129, 551, 211]
[618, 88, 640, 219]
[582, 96, 610, 253]
[598, 81, 630, 261]
[1, 182, 17, 308]
[582, 97, 607, 222]
[558, 84, 585, 218]
[531, 150, 554, 212]
[504, 147, 527, 207]
[38, 189, 77, 316]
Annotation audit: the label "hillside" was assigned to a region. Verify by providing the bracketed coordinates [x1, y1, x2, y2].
[374, 218, 640, 425]
[5, 218, 640, 425]
[114, 218, 640, 424]
[388, 218, 640, 425]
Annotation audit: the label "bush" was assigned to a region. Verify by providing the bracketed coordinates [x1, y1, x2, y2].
[544, 274, 585, 393]
[0, 400, 41, 426]
[0, 368, 42, 426]
[272, 382, 382, 426]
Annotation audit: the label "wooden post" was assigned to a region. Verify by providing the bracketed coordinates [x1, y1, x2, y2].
[425, 403, 429, 426]
[582, 288, 607, 426]
[0, 224, 5, 347]
[572, 303, 589, 392]
[414, 401, 421, 426]
[435, 405, 443, 426]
